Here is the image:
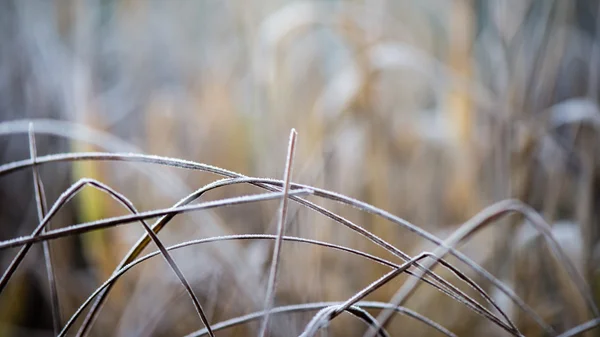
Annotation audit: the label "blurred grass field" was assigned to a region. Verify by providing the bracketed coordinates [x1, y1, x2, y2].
[1, 0, 600, 336]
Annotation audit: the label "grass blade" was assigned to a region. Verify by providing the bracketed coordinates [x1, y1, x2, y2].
[259, 129, 297, 337]
[28, 124, 62, 334]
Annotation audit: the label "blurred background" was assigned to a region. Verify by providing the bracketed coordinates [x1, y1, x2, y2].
[1, 0, 600, 336]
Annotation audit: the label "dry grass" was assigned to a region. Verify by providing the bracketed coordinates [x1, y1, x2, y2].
[1, 0, 600, 336]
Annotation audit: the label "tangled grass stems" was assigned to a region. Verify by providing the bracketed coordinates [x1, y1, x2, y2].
[2, 171, 518, 334]
[306, 253, 520, 336]
[0, 123, 237, 337]
[0, 146, 592, 334]
[77, 177, 290, 336]
[28, 124, 62, 334]
[63, 179, 215, 336]
[0, 189, 313, 250]
[0, 152, 549, 333]
[1, 175, 217, 336]
[0, 172, 513, 335]
[57, 234, 457, 337]
[368, 200, 600, 337]
[259, 129, 297, 337]
[67, 177, 516, 336]
[185, 301, 456, 337]
[120, 178, 509, 332]
[28, 201, 513, 336]
[1, 120, 239, 336]
[0, 177, 98, 300]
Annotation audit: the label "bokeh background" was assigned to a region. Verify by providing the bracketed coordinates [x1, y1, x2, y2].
[1, 0, 600, 336]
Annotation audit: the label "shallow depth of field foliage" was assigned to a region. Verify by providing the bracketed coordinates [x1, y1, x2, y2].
[1, 1, 600, 336]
